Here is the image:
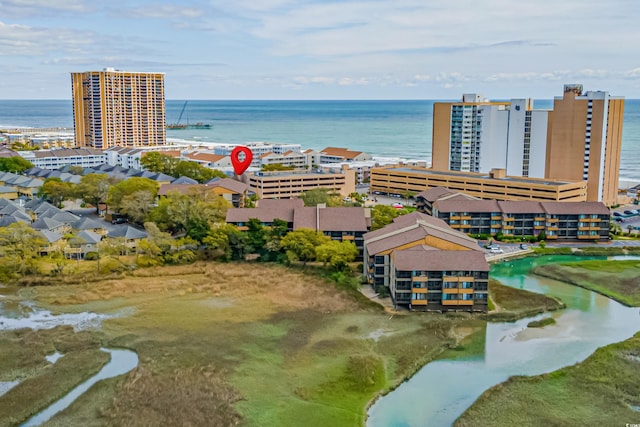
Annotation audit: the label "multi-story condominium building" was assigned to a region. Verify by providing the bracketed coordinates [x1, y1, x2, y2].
[71, 68, 166, 149]
[432, 85, 624, 205]
[17, 148, 105, 169]
[363, 212, 489, 312]
[213, 142, 303, 168]
[422, 187, 611, 241]
[545, 85, 624, 206]
[226, 199, 371, 257]
[246, 167, 356, 199]
[260, 150, 308, 169]
[318, 147, 373, 163]
[433, 94, 548, 177]
[371, 166, 587, 202]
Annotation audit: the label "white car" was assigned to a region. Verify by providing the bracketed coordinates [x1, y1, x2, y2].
[490, 246, 504, 254]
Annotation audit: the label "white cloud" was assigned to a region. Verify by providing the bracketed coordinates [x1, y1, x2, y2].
[0, 21, 95, 56]
[128, 5, 204, 19]
[1, 0, 89, 15]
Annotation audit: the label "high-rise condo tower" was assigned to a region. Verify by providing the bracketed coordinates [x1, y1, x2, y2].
[71, 68, 166, 149]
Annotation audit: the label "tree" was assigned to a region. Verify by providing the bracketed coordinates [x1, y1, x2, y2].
[262, 218, 288, 261]
[38, 178, 75, 208]
[0, 156, 33, 173]
[301, 188, 344, 207]
[148, 187, 230, 235]
[76, 173, 115, 213]
[371, 205, 408, 230]
[262, 163, 295, 172]
[280, 228, 330, 265]
[69, 166, 84, 175]
[174, 160, 225, 183]
[315, 240, 359, 271]
[107, 177, 159, 212]
[120, 190, 157, 225]
[140, 152, 179, 175]
[0, 222, 47, 278]
[245, 218, 266, 255]
[402, 190, 417, 201]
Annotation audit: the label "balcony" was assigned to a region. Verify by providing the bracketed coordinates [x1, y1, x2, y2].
[412, 300, 428, 306]
[412, 288, 428, 294]
[443, 288, 459, 294]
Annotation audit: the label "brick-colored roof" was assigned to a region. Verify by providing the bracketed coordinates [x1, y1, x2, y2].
[435, 198, 501, 213]
[393, 246, 489, 272]
[416, 186, 456, 202]
[320, 147, 365, 160]
[206, 178, 249, 194]
[185, 152, 226, 163]
[364, 212, 479, 255]
[226, 199, 304, 223]
[293, 207, 369, 232]
[540, 201, 610, 215]
[497, 201, 546, 214]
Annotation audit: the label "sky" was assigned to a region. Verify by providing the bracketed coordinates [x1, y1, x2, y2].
[1, 0, 639, 100]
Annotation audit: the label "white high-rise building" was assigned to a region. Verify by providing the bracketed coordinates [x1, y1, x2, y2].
[433, 95, 549, 178]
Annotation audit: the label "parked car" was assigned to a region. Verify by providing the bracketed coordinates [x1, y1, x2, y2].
[613, 212, 623, 217]
[490, 246, 504, 254]
[111, 217, 127, 224]
[624, 210, 635, 215]
[519, 243, 529, 250]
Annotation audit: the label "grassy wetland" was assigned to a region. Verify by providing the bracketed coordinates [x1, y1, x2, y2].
[1, 261, 491, 426]
[455, 257, 640, 426]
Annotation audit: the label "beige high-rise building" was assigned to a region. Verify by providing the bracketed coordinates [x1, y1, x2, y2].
[432, 85, 624, 205]
[545, 84, 624, 206]
[71, 68, 166, 149]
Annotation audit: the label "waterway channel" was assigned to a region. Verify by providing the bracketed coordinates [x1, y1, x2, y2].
[0, 284, 139, 426]
[367, 255, 640, 427]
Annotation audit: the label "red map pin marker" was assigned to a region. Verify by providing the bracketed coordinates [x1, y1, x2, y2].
[231, 146, 253, 175]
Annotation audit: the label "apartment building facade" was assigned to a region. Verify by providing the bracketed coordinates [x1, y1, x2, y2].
[363, 212, 489, 312]
[545, 85, 624, 205]
[246, 167, 356, 199]
[71, 68, 166, 149]
[424, 189, 611, 241]
[432, 85, 624, 205]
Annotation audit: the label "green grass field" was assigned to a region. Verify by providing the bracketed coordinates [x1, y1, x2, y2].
[487, 279, 565, 321]
[532, 260, 640, 306]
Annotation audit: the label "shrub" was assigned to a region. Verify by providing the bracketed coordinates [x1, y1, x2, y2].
[346, 355, 385, 391]
[84, 252, 99, 261]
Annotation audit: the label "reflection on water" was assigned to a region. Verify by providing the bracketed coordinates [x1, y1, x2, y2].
[368, 255, 640, 427]
[20, 348, 139, 427]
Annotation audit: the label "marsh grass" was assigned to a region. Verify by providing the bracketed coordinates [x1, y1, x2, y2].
[0, 326, 107, 427]
[487, 279, 565, 321]
[6, 262, 487, 426]
[455, 332, 640, 426]
[527, 317, 556, 328]
[533, 260, 640, 306]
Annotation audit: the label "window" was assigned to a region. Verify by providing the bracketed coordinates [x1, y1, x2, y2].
[412, 293, 426, 300]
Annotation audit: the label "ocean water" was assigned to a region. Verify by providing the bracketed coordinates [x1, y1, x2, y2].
[1, 99, 639, 181]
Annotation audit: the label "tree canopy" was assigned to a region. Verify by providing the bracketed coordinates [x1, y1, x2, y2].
[300, 188, 344, 207]
[0, 156, 33, 173]
[371, 204, 410, 230]
[37, 178, 75, 208]
[280, 228, 330, 265]
[141, 152, 225, 183]
[107, 177, 159, 212]
[76, 173, 115, 213]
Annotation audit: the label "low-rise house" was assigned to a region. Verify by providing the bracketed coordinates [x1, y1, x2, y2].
[226, 199, 304, 230]
[158, 178, 250, 207]
[182, 152, 232, 169]
[65, 230, 102, 259]
[31, 217, 69, 235]
[107, 226, 148, 250]
[38, 230, 65, 256]
[72, 217, 108, 235]
[363, 212, 488, 312]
